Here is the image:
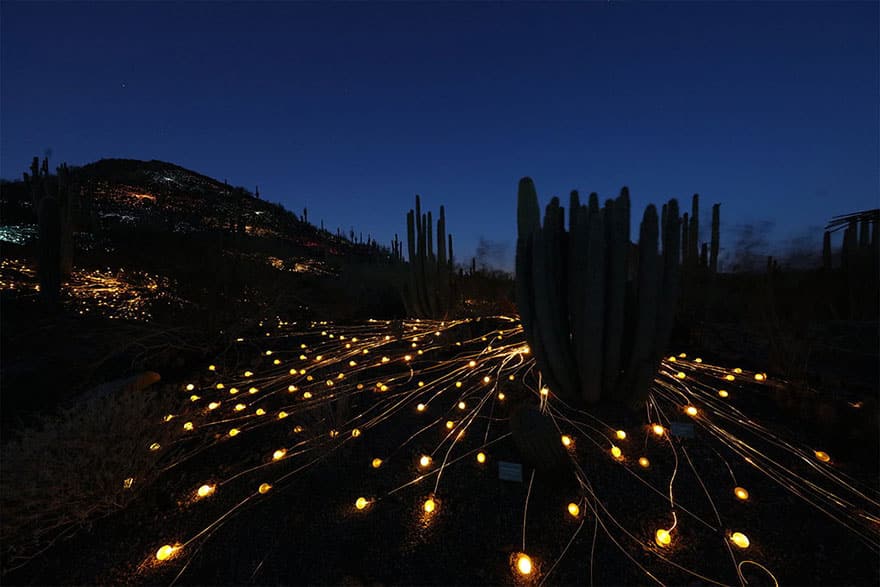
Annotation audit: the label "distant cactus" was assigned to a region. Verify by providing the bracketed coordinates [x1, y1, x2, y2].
[515, 178, 681, 407]
[403, 195, 455, 318]
[710, 203, 720, 272]
[23, 157, 78, 307]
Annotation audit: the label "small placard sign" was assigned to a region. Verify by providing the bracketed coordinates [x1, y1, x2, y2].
[498, 461, 523, 482]
[670, 421, 695, 438]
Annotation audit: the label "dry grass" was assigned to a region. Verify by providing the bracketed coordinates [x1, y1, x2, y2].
[0, 378, 176, 572]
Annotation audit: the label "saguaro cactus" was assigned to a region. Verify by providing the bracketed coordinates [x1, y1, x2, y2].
[710, 203, 720, 273]
[515, 177, 682, 407]
[403, 195, 455, 318]
[23, 157, 78, 307]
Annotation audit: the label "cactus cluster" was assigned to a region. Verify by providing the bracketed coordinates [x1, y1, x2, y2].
[403, 195, 455, 318]
[515, 178, 681, 406]
[682, 193, 720, 272]
[23, 157, 78, 306]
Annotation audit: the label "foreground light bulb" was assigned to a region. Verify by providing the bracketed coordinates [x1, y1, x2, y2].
[718, 389, 729, 398]
[197, 484, 215, 498]
[516, 553, 532, 575]
[476, 451, 486, 464]
[258, 482, 272, 494]
[497, 392, 506, 400]
[638, 457, 650, 468]
[610, 446, 623, 460]
[273, 449, 286, 461]
[561, 435, 572, 447]
[228, 428, 240, 437]
[754, 373, 766, 381]
[655, 529, 672, 547]
[684, 405, 698, 417]
[652, 424, 665, 436]
[445, 420, 455, 430]
[815, 450, 831, 462]
[615, 430, 626, 440]
[417, 403, 426, 412]
[372, 457, 383, 468]
[419, 455, 432, 468]
[458, 401, 466, 410]
[155, 544, 180, 561]
[567, 502, 580, 517]
[423, 498, 436, 513]
[355, 497, 368, 510]
[734, 486, 749, 501]
[730, 532, 750, 549]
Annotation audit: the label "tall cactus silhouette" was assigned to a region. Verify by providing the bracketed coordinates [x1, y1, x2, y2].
[515, 177, 681, 406]
[403, 195, 455, 318]
[23, 157, 78, 307]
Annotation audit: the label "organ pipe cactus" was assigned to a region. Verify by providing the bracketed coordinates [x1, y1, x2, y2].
[404, 195, 455, 318]
[515, 177, 682, 407]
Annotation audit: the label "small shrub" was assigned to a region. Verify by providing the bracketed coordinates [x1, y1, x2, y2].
[0, 379, 175, 571]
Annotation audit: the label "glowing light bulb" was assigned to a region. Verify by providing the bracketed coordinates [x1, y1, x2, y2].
[349, 360, 357, 367]
[208, 402, 220, 410]
[484, 376, 491, 384]
[695, 357, 703, 363]
[423, 498, 436, 513]
[733, 367, 742, 373]
[638, 457, 650, 468]
[419, 455, 432, 468]
[404, 354, 412, 361]
[273, 359, 281, 365]
[208, 364, 216, 371]
[418, 381, 425, 387]
[265, 350, 273, 356]
[668, 356, 677, 362]
[615, 430, 626, 440]
[652, 424, 665, 436]
[497, 392, 506, 400]
[229, 387, 239, 395]
[197, 484, 215, 498]
[149, 442, 161, 451]
[155, 544, 179, 561]
[256, 408, 265, 415]
[561, 435, 572, 447]
[539, 386, 549, 396]
[288, 385, 297, 392]
[725, 374, 735, 381]
[445, 420, 455, 430]
[417, 403, 426, 412]
[567, 502, 580, 517]
[216, 383, 225, 390]
[476, 451, 486, 463]
[185, 383, 195, 391]
[123, 477, 134, 489]
[458, 401, 466, 410]
[455, 381, 462, 388]
[372, 458, 383, 468]
[678, 353, 687, 358]
[244, 370, 253, 377]
[351, 428, 361, 437]
[718, 389, 729, 398]
[516, 553, 532, 575]
[611, 446, 623, 460]
[190, 394, 200, 401]
[675, 372, 686, 379]
[249, 387, 259, 394]
[229, 428, 240, 437]
[234, 403, 245, 411]
[754, 373, 766, 381]
[183, 421, 193, 431]
[258, 483, 272, 494]
[734, 486, 749, 500]
[815, 450, 831, 462]
[468, 360, 476, 367]
[730, 532, 750, 549]
[684, 405, 698, 417]
[655, 529, 672, 547]
[355, 497, 368, 510]
[379, 384, 389, 392]
[294, 425, 303, 433]
[303, 391, 312, 399]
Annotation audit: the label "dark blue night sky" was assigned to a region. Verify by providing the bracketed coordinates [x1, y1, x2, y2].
[2, 1, 877, 269]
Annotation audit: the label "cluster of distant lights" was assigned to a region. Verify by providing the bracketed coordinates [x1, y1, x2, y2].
[0, 258, 180, 320]
[135, 318, 877, 584]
